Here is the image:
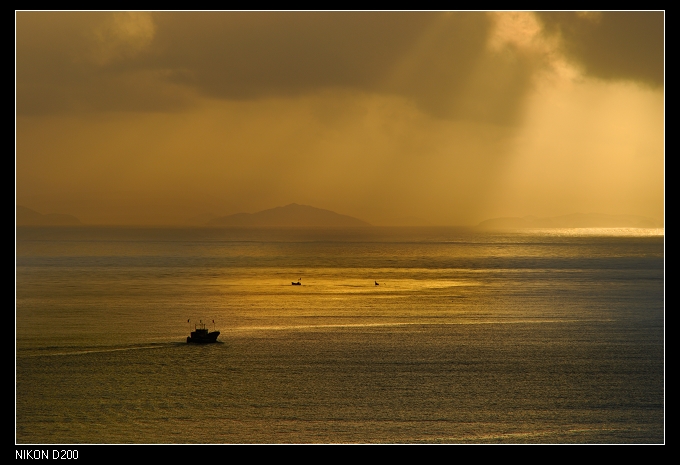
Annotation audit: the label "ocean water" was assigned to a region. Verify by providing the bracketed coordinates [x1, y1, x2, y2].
[15, 226, 664, 444]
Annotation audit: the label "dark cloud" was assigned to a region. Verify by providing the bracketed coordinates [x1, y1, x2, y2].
[150, 12, 500, 120]
[16, 12, 194, 114]
[16, 12, 503, 120]
[15, 13, 664, 226]
[15, 12, 586, 124]
[150, 12, 437, 97]
[536, 11, 664, 87]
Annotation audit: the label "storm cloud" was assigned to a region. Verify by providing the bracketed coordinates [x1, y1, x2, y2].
[15, 12, 664, 226]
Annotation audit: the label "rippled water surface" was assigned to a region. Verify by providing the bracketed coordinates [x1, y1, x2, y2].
[15, 227, 664, 443]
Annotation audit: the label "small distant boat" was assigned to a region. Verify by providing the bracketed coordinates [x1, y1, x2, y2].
[375, 281, 379, 286]
[292, 281, 301, 285]
[187, 319, 220, 344]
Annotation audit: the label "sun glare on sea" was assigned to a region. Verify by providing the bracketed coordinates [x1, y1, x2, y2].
[522, 228, 664, 237]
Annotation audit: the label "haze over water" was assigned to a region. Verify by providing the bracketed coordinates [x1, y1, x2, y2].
[15, 226, 664, 444]
[16, 11, 665, 446]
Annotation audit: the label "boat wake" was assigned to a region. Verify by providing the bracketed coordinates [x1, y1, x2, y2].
[425, 425, 626, 443]
[17, 343, 178, 358]
[227, 318, 610, 333]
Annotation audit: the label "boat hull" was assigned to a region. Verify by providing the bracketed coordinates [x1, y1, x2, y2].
[187, 330, 220, 343]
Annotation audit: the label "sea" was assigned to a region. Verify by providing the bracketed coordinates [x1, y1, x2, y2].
[15, 226, 665, 445]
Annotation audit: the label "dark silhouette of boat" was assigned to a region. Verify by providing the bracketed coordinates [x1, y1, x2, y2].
[187, 319, 220, 343]
[292, 278, 301, 285]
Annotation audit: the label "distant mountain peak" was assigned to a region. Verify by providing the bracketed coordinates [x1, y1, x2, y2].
[16, 205, 82, 226]
[207, 204, 371, 227]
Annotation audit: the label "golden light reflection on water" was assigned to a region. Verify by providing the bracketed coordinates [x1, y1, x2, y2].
[521, 227, 664, 237]
[226, 318, 600, 334]
[212, 273, 477, 294]
[432, 426, 625, 443]
[16, 226, 664, 443]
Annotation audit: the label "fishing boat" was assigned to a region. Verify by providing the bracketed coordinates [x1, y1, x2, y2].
[187, 319, 220, 343]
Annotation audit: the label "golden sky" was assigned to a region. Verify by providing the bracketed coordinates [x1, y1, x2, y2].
[15, 11, 664, 226]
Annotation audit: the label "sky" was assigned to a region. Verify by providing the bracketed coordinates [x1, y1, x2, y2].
[15, 11, 664, 226]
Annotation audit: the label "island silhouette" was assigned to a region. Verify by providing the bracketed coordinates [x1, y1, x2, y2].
[207, 203, 371, 227]
[16, 205, 82, 226]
